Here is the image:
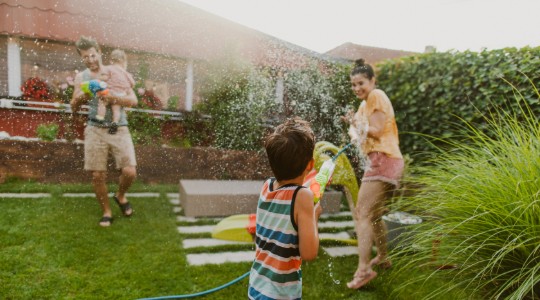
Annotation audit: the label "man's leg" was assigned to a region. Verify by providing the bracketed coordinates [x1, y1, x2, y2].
[92, 170, 112, 226]
[115, 166, 136, 216]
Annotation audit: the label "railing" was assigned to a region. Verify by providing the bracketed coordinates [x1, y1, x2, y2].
[0, 98, 184, 120]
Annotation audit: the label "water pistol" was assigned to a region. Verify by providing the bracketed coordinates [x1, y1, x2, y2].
[81, 80, 109, 96]
[307, 143, 352, 204]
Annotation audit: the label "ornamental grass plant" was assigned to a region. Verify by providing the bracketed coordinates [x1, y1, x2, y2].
[388, 81, 540, 299]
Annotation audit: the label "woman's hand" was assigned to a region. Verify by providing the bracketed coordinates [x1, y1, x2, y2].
[341, 109, 356, 125]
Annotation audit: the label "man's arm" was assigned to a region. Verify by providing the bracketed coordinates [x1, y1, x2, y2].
[295, 188, 321, 261]
[70, 73, 90, 113]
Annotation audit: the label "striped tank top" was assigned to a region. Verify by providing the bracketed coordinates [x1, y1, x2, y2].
[248, 178, 303, 300]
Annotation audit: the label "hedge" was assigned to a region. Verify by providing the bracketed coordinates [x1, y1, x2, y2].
[375, 46, 540, 158]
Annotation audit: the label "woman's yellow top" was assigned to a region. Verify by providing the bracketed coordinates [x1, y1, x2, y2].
[357, 89, 402, 159]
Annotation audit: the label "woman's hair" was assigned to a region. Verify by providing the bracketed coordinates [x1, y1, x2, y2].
[350, 58, 375, 80]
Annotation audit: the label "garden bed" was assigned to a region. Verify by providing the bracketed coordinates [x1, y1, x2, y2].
[0, 140, 272, 184]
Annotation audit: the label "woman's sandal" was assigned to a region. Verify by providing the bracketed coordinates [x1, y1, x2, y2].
[346, 270, 378, 289]
[99, 216, 113, 227]
[113, 196, 133, 217]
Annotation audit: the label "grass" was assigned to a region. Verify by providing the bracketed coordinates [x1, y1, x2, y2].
[0, 181, 477, 299]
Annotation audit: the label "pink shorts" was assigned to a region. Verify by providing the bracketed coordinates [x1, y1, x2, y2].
[362, 152, 404, 187]
[84, 126, 137, 171]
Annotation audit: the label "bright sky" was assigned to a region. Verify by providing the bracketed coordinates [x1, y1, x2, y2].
[180, 0, 540, 54]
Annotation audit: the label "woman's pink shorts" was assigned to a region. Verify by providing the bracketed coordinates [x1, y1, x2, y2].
[362, 152, 404, 187]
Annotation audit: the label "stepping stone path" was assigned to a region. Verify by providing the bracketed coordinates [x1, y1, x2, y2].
[168, 193, 358, 266]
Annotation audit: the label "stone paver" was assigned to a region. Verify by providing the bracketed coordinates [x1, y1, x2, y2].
[177, 225, 215, 234]
[324, 246, 358, 257]
[0, 193, 51, 198]
[187, 251, 254, 265]
[183, 238, 249, 249]
[318, 220, 355, 228]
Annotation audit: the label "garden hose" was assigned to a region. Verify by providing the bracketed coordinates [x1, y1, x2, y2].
[138, 271, 250, 299]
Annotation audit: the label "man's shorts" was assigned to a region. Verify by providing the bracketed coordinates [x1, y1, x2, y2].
[84, 126, 137, 171]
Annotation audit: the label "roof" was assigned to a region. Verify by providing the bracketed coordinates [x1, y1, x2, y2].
[0, 0, 330, 68]
[325, 42, 418, 64]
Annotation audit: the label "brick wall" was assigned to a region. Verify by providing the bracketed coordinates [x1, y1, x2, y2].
[0, 140, 272, 184]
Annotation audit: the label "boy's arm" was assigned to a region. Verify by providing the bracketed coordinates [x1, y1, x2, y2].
[70, 72, 90, 113]
[295, 188, 322, 261]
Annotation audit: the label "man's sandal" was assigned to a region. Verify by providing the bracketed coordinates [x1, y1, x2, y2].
[113, 196, 133, 217]
[99, 216, 113, 227]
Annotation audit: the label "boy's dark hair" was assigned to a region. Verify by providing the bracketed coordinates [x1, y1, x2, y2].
[75, 36, 101, 55]
[265, 118, 315, 181]
[350, 58, 375, 80]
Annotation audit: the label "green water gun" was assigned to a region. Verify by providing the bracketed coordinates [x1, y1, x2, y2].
[308, 143, 352, 203]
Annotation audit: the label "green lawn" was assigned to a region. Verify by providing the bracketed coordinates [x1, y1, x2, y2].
[0, 181, 474, 299]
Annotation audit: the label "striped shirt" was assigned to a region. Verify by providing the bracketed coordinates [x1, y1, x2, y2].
[248, 178, 304, 300]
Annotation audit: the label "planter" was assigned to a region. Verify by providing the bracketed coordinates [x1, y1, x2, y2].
[383, 211, 423, 249]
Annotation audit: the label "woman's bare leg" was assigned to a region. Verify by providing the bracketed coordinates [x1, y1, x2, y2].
[348, 180, 390, 288]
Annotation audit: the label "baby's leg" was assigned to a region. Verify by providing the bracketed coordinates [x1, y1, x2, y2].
[111, 104, 121, 123]
[107, 104, 120, 134]
[96, 99, 106, 121]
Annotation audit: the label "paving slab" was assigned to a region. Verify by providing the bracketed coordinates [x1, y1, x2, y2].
[179, 180, 262, 217]
[182, 238, 249, 249]
[187, 251, 254, 265]
[324, 246, 358, 257]
[0, 193, 51, 198]
[177, 225, 215, 234]
[179, 179, 343, 217]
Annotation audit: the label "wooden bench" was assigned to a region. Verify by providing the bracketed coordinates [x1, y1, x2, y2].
[179, 179, 343, 217]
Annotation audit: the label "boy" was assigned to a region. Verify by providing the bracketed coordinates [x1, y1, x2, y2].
[248, 118, 322, 299]
[95, 49, 136, 134]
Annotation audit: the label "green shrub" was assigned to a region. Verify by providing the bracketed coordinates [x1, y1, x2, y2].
[388, 81, 540, 300]
[284, 63, 354, 146]
[36, 123, 59, 141]
[166, 95, 179, 111]
[127, 111, 164, 145]
[197, 55, 276, 151]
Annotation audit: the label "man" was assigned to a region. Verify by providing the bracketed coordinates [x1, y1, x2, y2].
[70, 36, 137, 227]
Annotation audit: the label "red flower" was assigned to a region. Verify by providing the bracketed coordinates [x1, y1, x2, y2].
[21, 77, 52, 101]
[138, 90, 162, 110]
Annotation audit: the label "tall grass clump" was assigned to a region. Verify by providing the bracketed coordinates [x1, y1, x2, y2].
[388, 81, 540, 300]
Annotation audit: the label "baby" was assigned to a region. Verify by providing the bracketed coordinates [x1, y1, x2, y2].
[95, 49, 135, 134]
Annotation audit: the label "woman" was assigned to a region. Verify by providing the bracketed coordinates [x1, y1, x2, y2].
[344, 58, 404, 289]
